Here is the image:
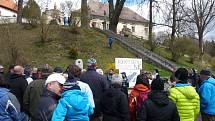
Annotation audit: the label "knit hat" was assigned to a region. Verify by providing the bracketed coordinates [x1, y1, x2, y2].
[87, 58, 97, 67]
[174, 68, 189, 82]
[151, 78, 165, 90]
[200, 70, 211, 76]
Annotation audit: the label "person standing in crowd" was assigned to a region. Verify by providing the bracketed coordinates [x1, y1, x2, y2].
[23, 67, 63, 121]
[199, 70, 215, 121]
[51, 78, 93, 121]
[80, 58, 108, 121]
[0, 75, 22, 121]
[137, 78, 180, 121]
[169, 68, 200, 121]
[100, 74, 130, 121]
[8, 65, 28, 111]
[7, 65, 15, 81]
[36, 73, 66, 121]
[0, 65, 4, 78]
[129, 73, 151, 121]
[65, 64, 95, 108]
[24, 67, 33, 84]
[106, 69, 114, 87]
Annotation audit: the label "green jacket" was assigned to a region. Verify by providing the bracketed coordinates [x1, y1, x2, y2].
[169, 85, 200, 121]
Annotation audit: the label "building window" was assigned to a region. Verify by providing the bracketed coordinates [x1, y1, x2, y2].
[132, 26, 135, 32]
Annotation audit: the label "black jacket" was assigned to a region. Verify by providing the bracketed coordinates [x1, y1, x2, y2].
[136, 91, 180, 121]
[36, 89, 60, 121]
[80, 69, 108, 117]
[101, 88, 130, 121]
[8, 74, 28, 111]
[23, 79, 46, 121]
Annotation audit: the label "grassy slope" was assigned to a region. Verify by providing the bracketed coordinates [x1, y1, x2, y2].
[0, 24, 170, 76]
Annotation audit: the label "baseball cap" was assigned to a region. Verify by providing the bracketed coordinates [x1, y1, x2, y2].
[45, 73, 66, 85]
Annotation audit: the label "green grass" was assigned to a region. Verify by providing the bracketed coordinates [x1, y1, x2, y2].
[0, 24, 172, 76]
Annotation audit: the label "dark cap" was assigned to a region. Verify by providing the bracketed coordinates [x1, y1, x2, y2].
[200, 70, 211, 76]
[53, 67, 63, 73]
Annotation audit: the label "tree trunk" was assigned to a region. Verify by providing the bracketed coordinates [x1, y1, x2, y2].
[171, 0, 177, 61]
[108, 0, 125, 33]
[81, 0, 89, 28]
[148, 0, 153, 51]
[17, 0, 23, 23]
[198, 31, 204, 61]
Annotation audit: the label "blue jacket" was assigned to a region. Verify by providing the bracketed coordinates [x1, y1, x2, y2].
[52, 90, 94, 121]
[0, 88, 20, 121]
[199, 77, 215, 115]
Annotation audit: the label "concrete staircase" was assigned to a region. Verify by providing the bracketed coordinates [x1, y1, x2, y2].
[97, 29, 178, 72]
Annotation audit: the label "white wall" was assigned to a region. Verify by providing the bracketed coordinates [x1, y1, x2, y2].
[0, 7, 17, 17]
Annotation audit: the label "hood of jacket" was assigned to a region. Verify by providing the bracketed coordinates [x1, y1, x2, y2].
[0, 87, 9, 98]
[202, 77, 215, 86]
[175, 84, 196, 99]
[148, 91, 169, 106]
[62, 90, 89, 111]
[133, 84, 150, 92]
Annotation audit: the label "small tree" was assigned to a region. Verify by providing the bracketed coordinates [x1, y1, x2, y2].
[22, 0, 41, 26]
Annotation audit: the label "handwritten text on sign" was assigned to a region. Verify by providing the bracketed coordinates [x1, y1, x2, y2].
[115, 58, 142, 70]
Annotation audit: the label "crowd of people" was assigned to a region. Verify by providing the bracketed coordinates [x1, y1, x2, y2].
[0, 58, 215, 121]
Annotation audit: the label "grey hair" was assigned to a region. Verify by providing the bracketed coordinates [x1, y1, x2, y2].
[111, 74, 123, 85]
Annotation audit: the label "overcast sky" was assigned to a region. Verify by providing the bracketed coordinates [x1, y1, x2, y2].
[33, 0, 214, 40]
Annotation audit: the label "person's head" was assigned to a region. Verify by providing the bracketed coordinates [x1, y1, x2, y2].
[151, 78, 165, 91]
[135, 73, 150, 88]
[53, 67, 63, 74]
[67, 64, 81, 79]
[24, 67, 32, 77]
[174, 68, 189, 84]
[200, 69, 211, 81]
[108, 69, 114, 75]
[45, 73, 66, 95]
[0, 75, 10, 88]
[13, 65, 24, 75]
[111, 74, 123, 88]
[8, 65, 15, 74]
[87, 58, 97, 69]
[0, 65, 4, 73]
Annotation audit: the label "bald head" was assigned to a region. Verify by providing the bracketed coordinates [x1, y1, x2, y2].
[14, 65, 24, 75]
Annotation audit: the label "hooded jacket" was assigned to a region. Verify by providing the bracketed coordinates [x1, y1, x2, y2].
[0, 88, 20, 121]
[129, 84, 150, 121]
[136, 91, 180, 121]
[199, 77, 215, 115]
[51, 90, 94, 121]
[169, 84, 200, 121]
[101, 88, 130, 121]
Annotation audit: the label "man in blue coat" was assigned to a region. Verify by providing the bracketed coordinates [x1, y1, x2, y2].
[199, 70, 215, 121]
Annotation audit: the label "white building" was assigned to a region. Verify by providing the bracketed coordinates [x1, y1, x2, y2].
[0, 0, 17, 23]
[88, 0, 149, 39]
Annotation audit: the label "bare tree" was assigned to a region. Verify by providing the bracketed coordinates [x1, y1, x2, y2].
[184, 0, 215, 59]
[108, 0, 126, 32]
[60, 0, 74, 16]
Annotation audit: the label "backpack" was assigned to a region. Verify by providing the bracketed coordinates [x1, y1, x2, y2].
[129, 90, 150, 121]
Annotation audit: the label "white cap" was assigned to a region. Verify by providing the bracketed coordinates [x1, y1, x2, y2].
[45, 73, 66, 85]
[0, 65, 4, 69]
[111, 74, 123, 85]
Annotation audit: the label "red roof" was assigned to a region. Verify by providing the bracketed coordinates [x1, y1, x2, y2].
[88, 0, 148, 23]
[0, 0, 18, 12]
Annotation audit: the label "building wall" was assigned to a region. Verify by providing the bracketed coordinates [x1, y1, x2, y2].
[89, 18, 148, 39]
[0, 7, 16, 17]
